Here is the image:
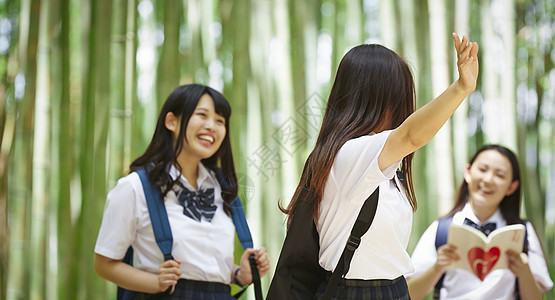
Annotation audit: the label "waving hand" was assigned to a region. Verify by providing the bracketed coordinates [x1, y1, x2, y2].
[453, 33, 479, 94]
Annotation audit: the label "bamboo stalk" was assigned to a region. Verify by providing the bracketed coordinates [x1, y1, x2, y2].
[0, 0, 20, 297]
[108, 0, 128, 189]
[8, 0, 42, 298]
[124, 0, 137, 170]
[156, 0, 180, 104]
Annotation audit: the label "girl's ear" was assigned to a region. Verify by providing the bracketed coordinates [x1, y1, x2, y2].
[506, 180, 520, 196]
[165, 112, 179, 133]
[463, 163, 472, 184]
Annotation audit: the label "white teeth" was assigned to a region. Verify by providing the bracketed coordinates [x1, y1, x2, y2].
[199, 135, 214, 144]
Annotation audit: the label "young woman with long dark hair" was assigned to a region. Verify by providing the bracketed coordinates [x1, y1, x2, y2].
[279, 34, 479, 299]
[94, 84, 270, 299]
[407, 145, 553, 299]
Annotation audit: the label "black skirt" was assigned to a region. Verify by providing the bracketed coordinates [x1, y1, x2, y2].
[314, 275, 411, 300]
[138, 279, 235, 300]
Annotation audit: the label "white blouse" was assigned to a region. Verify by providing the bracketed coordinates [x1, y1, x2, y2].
[317, 130, 415, 280]
[94, 164, 235, 284]
[409, 203, 554, 299]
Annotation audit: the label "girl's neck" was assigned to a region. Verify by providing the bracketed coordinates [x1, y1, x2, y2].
[176, 155, 200, 190]
[470, 201, 497, 223]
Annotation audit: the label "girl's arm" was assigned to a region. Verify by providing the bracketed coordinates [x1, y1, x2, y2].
[407, 244, 460, 300]
[379, 33, 479, 170]
[94, 253, 181, 294]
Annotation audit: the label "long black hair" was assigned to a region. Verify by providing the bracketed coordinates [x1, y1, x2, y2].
[130, 84, 237, 215]
[445, 144, 522, 224]
[281, 44, 416, 227]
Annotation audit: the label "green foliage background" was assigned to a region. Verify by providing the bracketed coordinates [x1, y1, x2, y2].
[1, 0, 554, 299]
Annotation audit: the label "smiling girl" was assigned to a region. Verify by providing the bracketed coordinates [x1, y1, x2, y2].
[94, 84, 270, 299]
[407, 145, 553, 300]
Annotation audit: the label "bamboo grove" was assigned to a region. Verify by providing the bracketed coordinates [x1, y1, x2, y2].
[1, 0, 554, 299]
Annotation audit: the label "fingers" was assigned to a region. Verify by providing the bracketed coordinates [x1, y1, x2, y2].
[470, 42, 479, 58]
[452, 33, 468, 54]
[241, 248, 272, 278]
[159, 273, 179, 292]
[254, 248, 271, 276]
[453, 33, 460, 51]
[453, 33, 477, 59]
[159, 260, 181, 294]
[437, 244, 460, 265]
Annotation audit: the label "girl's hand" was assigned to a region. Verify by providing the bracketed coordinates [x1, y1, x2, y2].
[434, 244, 460, 274]
[158, 259, 182, 294]
[506, 250, 530, 278]
[453, 33, 479, 94]
[235, 248, 271, 285]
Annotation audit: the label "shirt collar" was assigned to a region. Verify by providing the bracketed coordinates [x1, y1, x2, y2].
[453, 202, 506, 227]
[168, 163, 215, 191]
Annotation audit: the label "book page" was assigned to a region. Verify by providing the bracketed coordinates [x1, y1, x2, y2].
[446, 223, 525, 280]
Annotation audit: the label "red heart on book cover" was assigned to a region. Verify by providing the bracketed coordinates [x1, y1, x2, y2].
[467, 247, 501, 280]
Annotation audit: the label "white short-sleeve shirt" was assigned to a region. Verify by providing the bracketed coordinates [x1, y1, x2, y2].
[94, 164, 235, 284]
[408, 203, 554, 299]
[317, 130, 415, 280]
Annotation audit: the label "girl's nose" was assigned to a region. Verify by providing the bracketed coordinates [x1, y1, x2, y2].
[483, 172, 494, 183]
[204, 118, 215, 129]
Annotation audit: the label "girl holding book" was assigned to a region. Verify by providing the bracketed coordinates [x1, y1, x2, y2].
[94, 84, 270, 299]
[407, 145, 553, 299]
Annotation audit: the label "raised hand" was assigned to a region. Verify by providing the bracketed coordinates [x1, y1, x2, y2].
[158, 259, 182, 294]
[453, 33, 479, 94]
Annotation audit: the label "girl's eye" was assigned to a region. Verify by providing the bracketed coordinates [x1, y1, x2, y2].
[196, 112, 207, 117]
[216, 119, 225, 125]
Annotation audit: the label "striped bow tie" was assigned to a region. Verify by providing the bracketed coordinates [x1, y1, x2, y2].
[463, 218, 497, 236]
[176, 186, 216, 222]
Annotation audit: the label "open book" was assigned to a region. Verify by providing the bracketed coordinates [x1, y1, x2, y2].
[446, 223, 525, 280]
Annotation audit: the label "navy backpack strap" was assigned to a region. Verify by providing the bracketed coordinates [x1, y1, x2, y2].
[117, 170, 174, 300]
[321, 187, 380, 299]
[232, 197, 254, 250]
[515, 219, 529, 299]
[137, 169, 174, 261]
[212, 168, 262, 300]
[230, 196, 263, 300]
[521, 220, 529, 254]
[433, 216, 453, 300]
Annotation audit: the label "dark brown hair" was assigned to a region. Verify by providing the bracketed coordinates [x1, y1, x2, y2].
[445, 144, 522, 224]
[281, 44, 417, 227]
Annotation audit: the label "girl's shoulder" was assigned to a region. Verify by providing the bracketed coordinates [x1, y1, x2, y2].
[341, 131, 391, 150]
[107, 171, 143, 201]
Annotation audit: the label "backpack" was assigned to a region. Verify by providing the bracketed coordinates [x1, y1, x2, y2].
[433, 216, 529, 300]
[266, 186, 379, 300]
[117, 169, 261, 299]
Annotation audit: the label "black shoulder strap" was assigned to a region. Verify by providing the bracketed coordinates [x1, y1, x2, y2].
[433, 216, 453, 300]
[321, 187, 380, 299]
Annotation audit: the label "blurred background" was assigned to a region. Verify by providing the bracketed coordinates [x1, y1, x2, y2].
[1, 0, 554, 299]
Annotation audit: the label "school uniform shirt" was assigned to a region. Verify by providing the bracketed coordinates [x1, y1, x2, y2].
[408, 203, 554, 299]
[317, 130, 414, 280]
[94, 163, 236, 284]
